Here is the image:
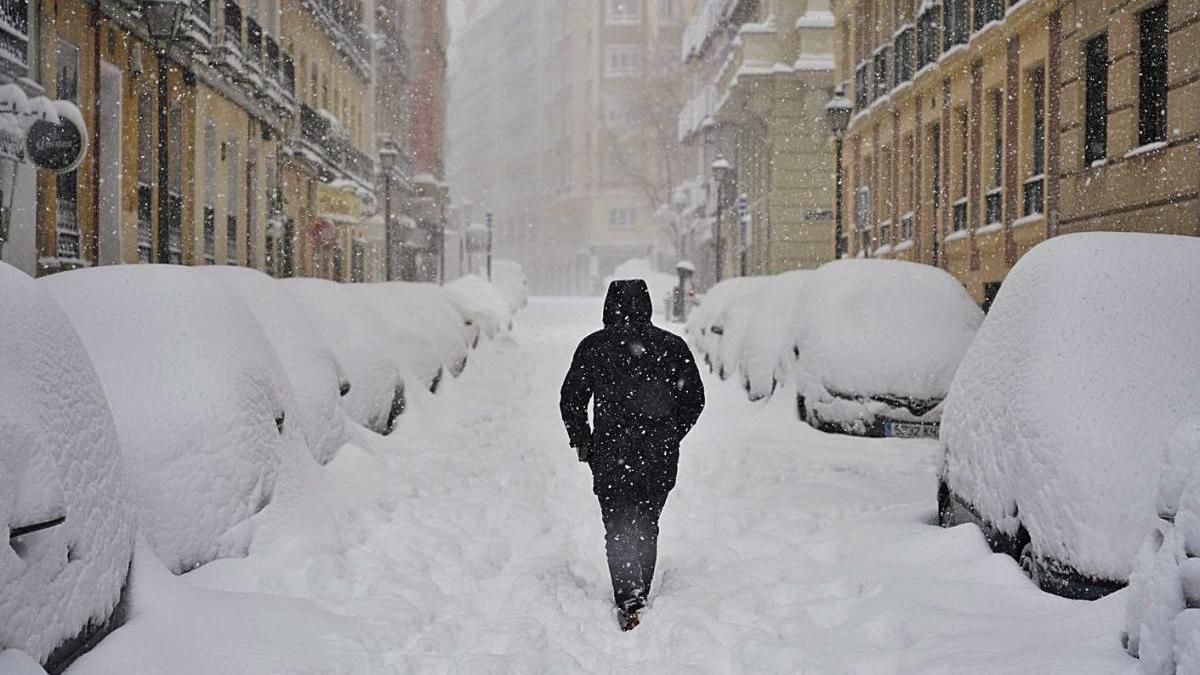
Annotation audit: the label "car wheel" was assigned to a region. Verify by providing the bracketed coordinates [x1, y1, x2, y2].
[936, 480, 953, 527]
[1019, 543, 1038, 582]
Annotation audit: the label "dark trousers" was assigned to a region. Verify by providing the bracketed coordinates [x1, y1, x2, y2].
[595, 488, 669, 612]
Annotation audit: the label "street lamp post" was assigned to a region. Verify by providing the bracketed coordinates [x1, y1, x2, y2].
[378, 145, 398, 281]
[710, 155, 733, 283]
[824, 86, 853, 260]
[141, 0, 186, 265]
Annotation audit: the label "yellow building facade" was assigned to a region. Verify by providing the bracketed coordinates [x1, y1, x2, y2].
[835, 0, 1200, 307]
[17, 0, 386, 281]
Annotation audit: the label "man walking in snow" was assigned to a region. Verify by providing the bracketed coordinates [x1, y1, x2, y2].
[560, 279, 705, 631]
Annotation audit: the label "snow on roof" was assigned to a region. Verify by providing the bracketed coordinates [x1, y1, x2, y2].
[940, 232, 1200, 581]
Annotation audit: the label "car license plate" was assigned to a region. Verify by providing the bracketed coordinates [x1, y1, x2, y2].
[885, 421, 939, 439]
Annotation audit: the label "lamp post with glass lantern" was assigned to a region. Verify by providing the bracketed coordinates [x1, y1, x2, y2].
[141, 0, 186, 265]
[824, 86, 853, 260]
[378, 145, 398, 280]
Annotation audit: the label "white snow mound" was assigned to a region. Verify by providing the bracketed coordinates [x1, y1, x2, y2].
[941, 232, 1200, 582]
[0, 263, 135, 665]
[42, 266, 303, 574]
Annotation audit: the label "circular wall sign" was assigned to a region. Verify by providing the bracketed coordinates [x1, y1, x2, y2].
[26, 102, 88, 174]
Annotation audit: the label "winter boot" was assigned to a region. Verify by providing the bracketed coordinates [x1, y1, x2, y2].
[617, 606, 640, 632]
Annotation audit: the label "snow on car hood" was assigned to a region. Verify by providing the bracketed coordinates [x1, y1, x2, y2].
[1, 263, 135, 664]
[793, 259, 982, 401]
[940, 232, 1200, 581]
[42, 265, 304, 574]
[200, 267, 349, 465]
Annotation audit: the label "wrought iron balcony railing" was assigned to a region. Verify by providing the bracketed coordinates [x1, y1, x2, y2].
[0, 0, 29, 79]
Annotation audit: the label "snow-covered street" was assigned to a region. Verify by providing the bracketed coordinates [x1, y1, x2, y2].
[66, 298, 1135, 674]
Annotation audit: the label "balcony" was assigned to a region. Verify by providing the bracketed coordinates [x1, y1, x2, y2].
[0, 0, 28, 81]
[212, 24, 244, 77]
[179, 0, 214, 54]
[56, 197, 81, 262]
[242, 18, 264, 88]
[299, 102, 371, 182]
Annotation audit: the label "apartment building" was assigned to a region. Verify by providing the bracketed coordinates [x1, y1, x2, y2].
[676, 0, 837, 291]
[834, 0, 1200, 308]
[447, 0, 693, 294]
[0, 0, 445, 283]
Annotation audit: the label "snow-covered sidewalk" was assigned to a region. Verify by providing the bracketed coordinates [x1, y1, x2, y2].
[70, 298, 1135, 674]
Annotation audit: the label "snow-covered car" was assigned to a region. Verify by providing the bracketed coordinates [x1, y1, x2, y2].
[736, 270, 810, 401]
[491, 259, 529, 313]
[1124, 418, 1200, 672]
[684, 276, 766, 377]
[355, 282, 469, 383]
[282, 278, 408, 435]
[938, 233, 1200, 599]
[792, 259, 982, 438]
[43, 266, 303, 575]
[0, 263, 136, 672]
[201, 267, 350, 465]
[445, 274, 514, 341]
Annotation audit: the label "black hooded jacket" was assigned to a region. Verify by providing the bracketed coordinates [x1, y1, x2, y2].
[560, 280, 705, 493]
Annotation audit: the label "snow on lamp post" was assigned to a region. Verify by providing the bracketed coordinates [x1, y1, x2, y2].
[378, 145, 398, 281]
[710, 155, 733, 283]
[141, 0, 186, 265]
[825, 86, 853, 260]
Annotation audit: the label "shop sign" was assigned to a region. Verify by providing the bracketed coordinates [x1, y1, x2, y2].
[315, 184, 361, 221]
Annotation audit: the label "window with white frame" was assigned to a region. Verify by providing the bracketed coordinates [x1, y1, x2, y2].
[607, 0, 641, 25]
[605, 44, 641, 77]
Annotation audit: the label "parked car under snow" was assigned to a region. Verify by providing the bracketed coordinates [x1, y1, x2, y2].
[0, 263, 136, 672]
[736, 270, 810, 401]
[43, 266, 304, 575]
[282, 278, 408, 435]
[202, 267, 350, 465]
[938, 233, 1200, 600]
[354, 282, 470, 383]
[684, 276, 767, 379]
[792, 259, 982, 438]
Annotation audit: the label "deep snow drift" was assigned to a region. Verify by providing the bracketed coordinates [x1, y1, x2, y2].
[66, 298, 1135, 674]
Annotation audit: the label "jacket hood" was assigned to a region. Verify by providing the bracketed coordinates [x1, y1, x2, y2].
[603, 279, 653, 326]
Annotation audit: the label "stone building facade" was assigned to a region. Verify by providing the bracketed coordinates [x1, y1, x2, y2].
[0, 0, 446, 283]
[834, 0, 1200, 308]
[676, 0, 838, 291]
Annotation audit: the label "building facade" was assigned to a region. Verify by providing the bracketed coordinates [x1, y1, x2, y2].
[0, 0, 445, 283]
[676, 0, 838, 291]
[834, 0, 1200, 308]
[447, 0, 693, 294]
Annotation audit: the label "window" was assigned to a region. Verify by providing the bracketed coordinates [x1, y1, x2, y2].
[1138, 3, 1168, 146]
[224, 0, 242, 39]
[607, 0, 641, 25]
[1024, 65, 1046, 216]
[1084, 34, 1108, 165]
[855, 61, 871, 109]
[943, 0, 968, 51]
[137, 88, 154, 262]
[202, 123, 217, 264]
[166, 105, 183, 263]
[894, 26, 914, 85]
[930, 122, 941, 210]
[281, 218, 295, 277]
[854, 186, 872, 253]
[986, 88, 1003, 224]
[873, 46, 892, 99]
[974, 0, 1003, 31]
[226, 138, 240, 264]
[605, 45, 640, 77]
[609, 208, 635, 230]
[916, 6, 940, 69]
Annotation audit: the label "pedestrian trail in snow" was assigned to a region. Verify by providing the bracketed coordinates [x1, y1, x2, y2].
[73, 297, 1136, 674]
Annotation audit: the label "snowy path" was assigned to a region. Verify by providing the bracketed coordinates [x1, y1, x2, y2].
[72, 298, 1135, 674]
